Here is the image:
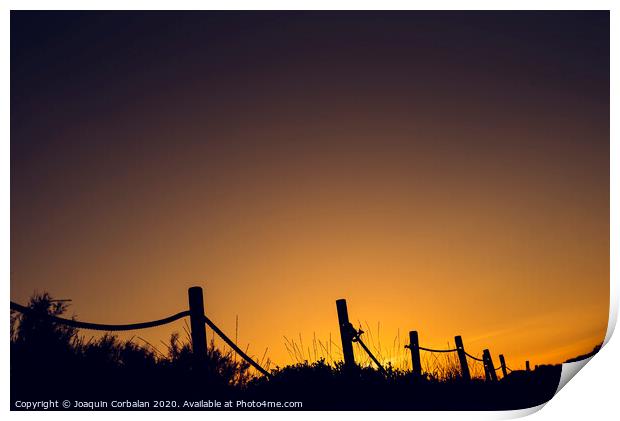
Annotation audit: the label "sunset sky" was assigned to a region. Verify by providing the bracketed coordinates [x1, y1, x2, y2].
[11, 11, 609, 371]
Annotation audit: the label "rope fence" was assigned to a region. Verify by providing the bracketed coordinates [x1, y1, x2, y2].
[413, 345, 515, 380]
[403, 339, 518, 380]
[11, 292, 523, 382]
[10, 288, 271, 378]
[419, 346, 458, 353]
[11, 301, 189, 331]
[350, 327, 388, 376]
[202, 314, 270, 377]
[464, 351, 485, 362]
[334, 299, 524, 382]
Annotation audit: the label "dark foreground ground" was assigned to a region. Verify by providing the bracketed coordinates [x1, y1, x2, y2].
[11, 358, 561, 411]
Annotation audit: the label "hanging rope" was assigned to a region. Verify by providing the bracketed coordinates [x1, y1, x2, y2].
[464, 351, 485, 362]
[418, 346, 458, 353]
[10, 301, 189, 331]
[350, 326, 388, 376]
[202, 314, 271, 378]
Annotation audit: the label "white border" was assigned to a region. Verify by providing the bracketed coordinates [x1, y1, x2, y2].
[2, 2, 617, 420]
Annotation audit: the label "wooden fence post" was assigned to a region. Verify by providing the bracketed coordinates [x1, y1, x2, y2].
[482, 349, 491, 381]
[336, 299, 355, 369]
[454, 335, 471, 381]
[499, 354, 508, 378]
[408, 330, 422, 377]
[483, 349, 498, 382]
[188, 286, 208, 367]
[526, 361, 531, 372]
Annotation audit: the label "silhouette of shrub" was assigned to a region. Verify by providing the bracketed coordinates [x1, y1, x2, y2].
[10, 292, 251, 400]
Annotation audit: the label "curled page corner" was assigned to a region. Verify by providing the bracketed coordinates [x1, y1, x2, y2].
[491, 357, 596, 420]
[551, 296, 619, 396]
[555, 356, 594, 395]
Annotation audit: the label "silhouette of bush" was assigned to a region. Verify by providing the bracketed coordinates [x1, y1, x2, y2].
[10, 292, 251, 401]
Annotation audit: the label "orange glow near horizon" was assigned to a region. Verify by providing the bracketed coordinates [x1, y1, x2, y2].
[10, 116, 609, 370]
[11, 12, 609, 373]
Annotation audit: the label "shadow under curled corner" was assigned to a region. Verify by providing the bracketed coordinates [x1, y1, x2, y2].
[503, 307, 617, 419]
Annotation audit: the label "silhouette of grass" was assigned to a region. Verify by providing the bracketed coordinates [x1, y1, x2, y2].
[284, 324, 470, 378]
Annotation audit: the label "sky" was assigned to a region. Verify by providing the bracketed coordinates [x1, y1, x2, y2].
[11, 11, 609, 371]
